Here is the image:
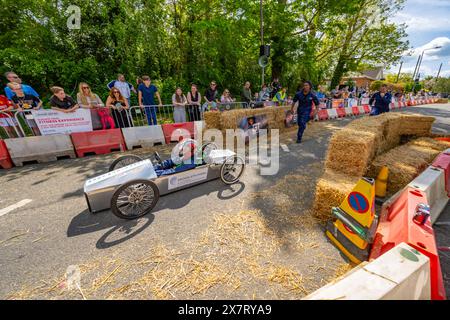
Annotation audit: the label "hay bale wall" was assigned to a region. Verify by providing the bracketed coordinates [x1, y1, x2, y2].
[324, 113, 435, 177]
[203, 107, 291, 131]
[314, 113, 436, 220]
[366, 137, 450, 195]
[313, 170, 360, 221]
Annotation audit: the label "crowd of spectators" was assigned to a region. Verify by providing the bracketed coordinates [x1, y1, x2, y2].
[0, 70, 438, 136]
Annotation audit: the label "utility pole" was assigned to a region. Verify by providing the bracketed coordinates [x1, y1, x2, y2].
[260, 0, 264, 87]
[395, 61, 403, 83]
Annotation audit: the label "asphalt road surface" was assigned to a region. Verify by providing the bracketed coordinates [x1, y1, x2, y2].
[0, 104, 449, 300]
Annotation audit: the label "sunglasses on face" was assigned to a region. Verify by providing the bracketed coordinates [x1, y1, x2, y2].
[82, 87, 90, 89]
[113, 91, 120, 94]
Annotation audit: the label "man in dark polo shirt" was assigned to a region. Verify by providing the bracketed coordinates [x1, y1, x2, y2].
[138, 76, 162, 125]
[50, 86, 79, 113]
[292, 81, 319, 143]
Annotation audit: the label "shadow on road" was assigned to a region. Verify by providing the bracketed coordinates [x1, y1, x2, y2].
[67, 181, 246, 249]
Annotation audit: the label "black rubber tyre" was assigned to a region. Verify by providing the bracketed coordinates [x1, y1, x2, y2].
[220, 155, 245, 185]
[111, 180, 159, 220]
[109, 155, 143, 172]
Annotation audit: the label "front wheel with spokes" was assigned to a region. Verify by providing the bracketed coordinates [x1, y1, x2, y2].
[111, 180, 159, 219]
[220, 155, 245, 185]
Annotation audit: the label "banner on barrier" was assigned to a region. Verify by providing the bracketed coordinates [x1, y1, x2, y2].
[31, 109, 93, 135]
[332, 99, 345, 108]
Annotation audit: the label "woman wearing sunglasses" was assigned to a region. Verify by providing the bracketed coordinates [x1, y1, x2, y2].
[77, 83, 115, 130]
[106, 88, 131, 128]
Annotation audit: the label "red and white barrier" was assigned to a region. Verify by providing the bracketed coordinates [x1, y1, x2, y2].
[70, 129, 126, 158]
[432, 149, 450, 196]
[370, 187, 446, 300]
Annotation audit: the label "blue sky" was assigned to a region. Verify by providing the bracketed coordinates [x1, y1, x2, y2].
[388, 0, 450, 78]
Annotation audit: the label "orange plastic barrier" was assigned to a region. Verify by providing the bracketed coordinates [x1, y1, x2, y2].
[161, 122, 195, 144]
[351, 106, 360, 116]
[432, 151, 450, 197]
[0, 139, 13, 169]
[70, 129, 126, 158]
[370, 188, 446, 300]
[317, 109, 329, 121]
[336, 108, 346, 118]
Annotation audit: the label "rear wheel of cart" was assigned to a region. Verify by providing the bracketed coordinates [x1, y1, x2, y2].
[111, 180, 159, 219]
[109, 155, 144, 172]
[220, 155, 245, 185]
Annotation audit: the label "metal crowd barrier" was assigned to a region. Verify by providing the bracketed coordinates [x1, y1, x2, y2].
[216, 101, 248, 111]
[14, 110, 41, 137]
[0, 111, 23, 139]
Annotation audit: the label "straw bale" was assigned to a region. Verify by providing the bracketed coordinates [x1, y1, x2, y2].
[367, 137, 448, 195]
[204, 111, 222, 130]
[220, 107, 279, 130]
[324, 113, 435, 176]
[313, 170, 360, 221]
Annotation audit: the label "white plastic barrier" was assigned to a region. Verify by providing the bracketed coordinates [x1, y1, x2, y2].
[5, 135, 76, 166]
[358, 106, 366, 115]
[344, 107, 353, 117]
[303, 242, 431, 300]
[327, 109, 338, 120]
[408, 166, 448, 224]
[121, 126, 166, 150]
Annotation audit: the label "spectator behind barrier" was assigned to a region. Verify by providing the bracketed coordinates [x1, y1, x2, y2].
[203, 81, 220, 112]
[107, 74, 137, 107]
[186, 84, 202, 122]
[221, 89, 235, 104]
[0, 94, 18, 138]
[106, 88, 131, 128]
[172, 87, 187, 123]
[331, 85, 342, 99]
[270, 78, 281, 99]
[77, 83, 105, 109]
[241, 81, 252, 105]
[138, 76, 162, 126]
[77, 83, 115, 130]
[50, 86, 79, 113]
[259, 84, 271, 101]
[8, 82, 42, 111]
[4, 72, 39, 100]
[272, 87, 288, 106]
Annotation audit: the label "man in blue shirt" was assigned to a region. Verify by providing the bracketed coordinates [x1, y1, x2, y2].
[369, 84, 392, 116]
[107, 74, 137, 106]
[292, 81, 320, 143]
[138, 76, 162, 125]
[4, 72, 39, 100]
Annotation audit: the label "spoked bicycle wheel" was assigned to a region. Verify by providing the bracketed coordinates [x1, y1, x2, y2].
[220, 155, 245, 185]
[108, 155, 143, 172]
[111, 180, 159, 220]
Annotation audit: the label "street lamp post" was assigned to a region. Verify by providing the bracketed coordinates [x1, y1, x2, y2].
[412, 46, 442, 93]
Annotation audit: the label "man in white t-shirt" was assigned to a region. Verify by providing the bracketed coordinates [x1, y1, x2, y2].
[107, 74, 137, 105]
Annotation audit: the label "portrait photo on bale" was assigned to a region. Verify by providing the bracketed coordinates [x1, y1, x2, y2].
[238, 114, 269, 142]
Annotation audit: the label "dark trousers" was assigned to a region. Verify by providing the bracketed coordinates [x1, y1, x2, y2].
[187, 105, 201, 121]
[297, 108, 312, 142]
[145, 106, 158, 125]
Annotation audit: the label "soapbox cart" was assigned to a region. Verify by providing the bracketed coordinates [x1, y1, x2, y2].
[83, 141, 245, 219]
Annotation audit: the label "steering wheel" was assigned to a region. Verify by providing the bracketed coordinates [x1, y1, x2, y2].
[153, 152, 163, 165]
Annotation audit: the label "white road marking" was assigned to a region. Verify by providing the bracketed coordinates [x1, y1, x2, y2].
[0, 199, 33, 217]
[281, 144, 290, 152]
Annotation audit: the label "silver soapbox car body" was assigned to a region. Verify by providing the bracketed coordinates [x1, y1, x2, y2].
[84, 149, 244, 219]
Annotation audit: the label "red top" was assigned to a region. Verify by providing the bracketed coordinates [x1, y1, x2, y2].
[0, 95, 14, 118]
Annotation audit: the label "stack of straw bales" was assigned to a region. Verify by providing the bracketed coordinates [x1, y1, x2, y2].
[313, 113, 437, 220]
[204, 111, 222, 130]
[203, 106, 292, 131]
[367, 137, 450, 195]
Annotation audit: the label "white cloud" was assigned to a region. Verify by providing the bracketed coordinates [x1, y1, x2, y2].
[407, 37, 450, 59]
[393, 12, 450, 32]
[407, 0, 450, 7]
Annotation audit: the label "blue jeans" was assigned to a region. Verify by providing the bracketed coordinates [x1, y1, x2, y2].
[297, 108, 312, 142]
[144, 106, 158, 125]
